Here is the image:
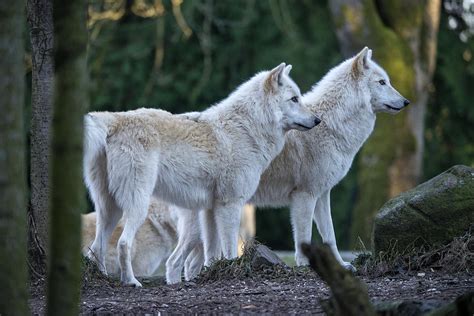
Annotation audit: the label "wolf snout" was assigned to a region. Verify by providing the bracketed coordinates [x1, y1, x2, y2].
[403, 99, 410, 107]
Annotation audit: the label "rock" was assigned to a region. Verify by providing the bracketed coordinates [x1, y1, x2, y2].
[372, 165, 474, 254]
[250, 244, 287, 269]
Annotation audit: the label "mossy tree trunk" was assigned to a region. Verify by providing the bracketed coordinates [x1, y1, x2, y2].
[46, 0, 88, 314]
[329, 0, 441, 246]
[0, 0, 29, 314]
[26, 0, 54, 270]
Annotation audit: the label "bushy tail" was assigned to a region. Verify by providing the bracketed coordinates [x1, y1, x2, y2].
[83, 112, 114, 190]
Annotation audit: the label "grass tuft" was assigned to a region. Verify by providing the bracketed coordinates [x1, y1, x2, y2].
[196, 239, 315, 283]
[82, 256, 120, 289]
[354, 229, 474, 276]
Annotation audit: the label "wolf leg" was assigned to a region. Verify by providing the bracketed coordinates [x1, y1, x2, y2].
[290, 191, 318, 266]
[199, 208, 221, 266]
[88, 194, 122, 275]
[184, 242, 204, 281]
[86, 154, 122, 275]
[166, 210, 201, 284]
[117, 199, 149, 287]
[313, 189, 356, 271]
[214, 203, 241, 260]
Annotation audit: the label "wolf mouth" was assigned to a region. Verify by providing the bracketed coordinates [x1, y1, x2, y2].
[384, 104, 401, 111]
[295, 123, 313, 130]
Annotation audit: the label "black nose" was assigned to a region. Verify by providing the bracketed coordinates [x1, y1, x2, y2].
[404, 99, 410, 107]
[314, 117, 321, 126]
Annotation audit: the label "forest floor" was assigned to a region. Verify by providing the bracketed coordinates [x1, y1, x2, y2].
[29, 266, 472, 314]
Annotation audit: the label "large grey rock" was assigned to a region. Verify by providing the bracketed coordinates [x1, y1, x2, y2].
[372, 165, 474, 254]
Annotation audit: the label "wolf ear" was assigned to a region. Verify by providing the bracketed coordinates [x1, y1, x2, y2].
[265, 63, 286, 93]
[284, 64, 292, 76]
[352, 47, 371, 77]
[366, 49, 372, 62]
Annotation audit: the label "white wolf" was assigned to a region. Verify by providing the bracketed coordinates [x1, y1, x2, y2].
[83, 63, 320, 286]
[170, 47, 410, 274]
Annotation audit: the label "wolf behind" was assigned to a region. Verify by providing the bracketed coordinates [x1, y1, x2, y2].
[82, 199, 256, 280]
[83, 63, 320, 286]
[252, 47, 410, 268]
[81, 198, 178, 277]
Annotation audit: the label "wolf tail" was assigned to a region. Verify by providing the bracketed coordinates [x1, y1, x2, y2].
[83, 112, 115, 192]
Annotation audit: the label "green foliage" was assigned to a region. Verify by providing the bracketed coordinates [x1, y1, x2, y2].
[89, 0, 341, 113]
[424, 12, 474, 179]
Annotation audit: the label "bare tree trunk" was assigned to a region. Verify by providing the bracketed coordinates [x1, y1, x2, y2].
[0, 0, 29, 314]
[26, 0, 54, 268]
[46, 0, 88, 313]
[329, 0, 441, 246]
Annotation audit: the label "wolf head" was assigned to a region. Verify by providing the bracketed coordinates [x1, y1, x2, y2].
[352, 47, 410, 114]
[264, 63, 321, 131]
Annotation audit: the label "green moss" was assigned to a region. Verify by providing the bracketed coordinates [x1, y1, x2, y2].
[341, 4, 364, 37]
[372, 165, 474, 254]
[376, 0, 424, 36]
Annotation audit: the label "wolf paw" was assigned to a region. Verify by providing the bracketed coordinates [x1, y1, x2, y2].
[295, 254, 310, 266]
[166, 271, 182, 285]
[122, 277, 142, 288]
[86, 250, 108, 276]
[342, 261, 357, 272]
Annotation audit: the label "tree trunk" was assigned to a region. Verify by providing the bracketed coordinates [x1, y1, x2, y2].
[26, 0, 54, 268]
[0, 0, 29, 314]
[329, 0, 441, 247]
[46, 0, 88, 313]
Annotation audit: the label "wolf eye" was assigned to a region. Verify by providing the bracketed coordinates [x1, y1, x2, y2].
[290, 96, 298, 103]
[379, 79, 386, 85]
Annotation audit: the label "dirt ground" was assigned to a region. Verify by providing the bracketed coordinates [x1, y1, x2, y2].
[29, 267, 473, 315]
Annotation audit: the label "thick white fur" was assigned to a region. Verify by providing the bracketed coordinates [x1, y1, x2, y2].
[82, 198, 178, 276]
[83, 64, 319, 286]
[81, 199, 255, 281]
[171, 47, 409, 274]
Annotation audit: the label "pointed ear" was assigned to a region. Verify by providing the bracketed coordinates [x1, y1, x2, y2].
[264, 63, 286, 94]
[366, 49, 372, 62]
[284, 64, 292, 76]
[352, 47, 371, 77]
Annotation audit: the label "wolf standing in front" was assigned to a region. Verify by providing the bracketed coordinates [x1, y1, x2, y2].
[83, 63, 320, 286]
